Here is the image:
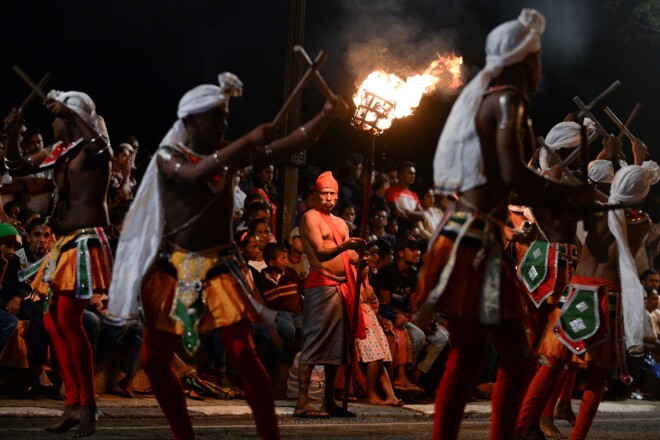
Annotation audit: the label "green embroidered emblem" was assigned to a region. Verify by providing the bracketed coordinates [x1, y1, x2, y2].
[558, 288, 599, 341]
[175, 296, 204, 355]
[520, 241, 550, 292]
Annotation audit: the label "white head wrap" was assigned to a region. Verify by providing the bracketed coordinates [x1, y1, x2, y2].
[538, 119, 595, 171]
[46, 90, 99, 130]
[608, 162, 659, 351]
[588, 159, 614, 183]
[159, 72, 243, 147]
[434, 9, 545, 193]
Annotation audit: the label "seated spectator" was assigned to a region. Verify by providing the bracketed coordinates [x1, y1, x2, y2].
[18, 128, 54, 216]
[338, 203, 358, 236]
[248, 218, 274, 273]
[254, 243, 303, 327]
[0, 309, 19, 360]
[24, 217, 54, 263]
[416, 187, 443, 239]
[356, 283, 402, 406]
[286, 227, 310, 279]
[108, 143, 136, 211]
[378, 237, 449, 388]
[369, 172, 390, 216]
[0, 224, 50, 391]
[249, 163, 278, 233]
[368, 209, 396, 247]
[385, 162, 425, 236]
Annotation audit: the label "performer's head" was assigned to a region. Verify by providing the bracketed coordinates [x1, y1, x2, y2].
[588, 159, 615, 194]
[486, 9, 546, 92]
[539, 119, 595, 173]
[165, 72, 243, 150]
[46, 90, 99, 142]
[314, 171, 339, 213]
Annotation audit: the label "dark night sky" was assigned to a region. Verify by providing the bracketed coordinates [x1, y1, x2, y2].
[1, 0, 658, 212]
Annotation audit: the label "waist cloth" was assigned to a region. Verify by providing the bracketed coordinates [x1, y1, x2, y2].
[140, 241, 256, 355]
[21, 227, 113, 312]
[300, 268, 351, 365]
[539, 275, 623, 371]
[416, 210, 527, 324]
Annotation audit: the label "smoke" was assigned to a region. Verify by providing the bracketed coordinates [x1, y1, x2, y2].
[337, 0, 599, 86]
[339, 0, 458, 85]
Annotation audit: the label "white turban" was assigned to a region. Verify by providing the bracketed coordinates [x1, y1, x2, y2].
[588, 159, 614, 183]
[608, 161, 659, 352]
[434, 9, 546, 193]
[538, 119, 595, 171]
[160, 72, 243, 147]
[47, 90, 99, 130]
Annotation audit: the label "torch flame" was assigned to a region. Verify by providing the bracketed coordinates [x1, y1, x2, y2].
[352, 54, 463, 133]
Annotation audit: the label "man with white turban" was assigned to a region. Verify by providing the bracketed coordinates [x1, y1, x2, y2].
[3, 91, 113, 437]
[517, 162, 658, 440]
[106, 72, 348, 440]
[415, 9, 594, 440]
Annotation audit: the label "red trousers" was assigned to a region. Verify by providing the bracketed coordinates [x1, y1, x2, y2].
[44, 292, 95, 406]
[433, 317, 534, 440]
[142, 320, 279, 440]
[518, 362, 607, 440]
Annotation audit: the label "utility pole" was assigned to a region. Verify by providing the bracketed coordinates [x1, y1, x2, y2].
[276, 0, 306, 242]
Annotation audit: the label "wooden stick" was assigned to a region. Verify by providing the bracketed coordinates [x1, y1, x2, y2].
[603, 106, 636, 143]
[343, 135, 375, 411]
[12, 66, 48, 100]
[19, 73, 52, 110]
[577, 80, 620, 119]
[272, 51, 327, 126]
[617, 103, 641, 141]
[293, 45, 336, 100]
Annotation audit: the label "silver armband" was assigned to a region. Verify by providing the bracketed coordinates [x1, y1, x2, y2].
[497, 93, 524, 130]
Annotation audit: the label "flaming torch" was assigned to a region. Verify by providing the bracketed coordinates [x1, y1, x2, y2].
[343, 53, 463, 409]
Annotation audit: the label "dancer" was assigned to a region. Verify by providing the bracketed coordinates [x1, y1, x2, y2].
[106, 73, 348, 440]
[4, 90, 113, 437]
[414, 9, 593, 440]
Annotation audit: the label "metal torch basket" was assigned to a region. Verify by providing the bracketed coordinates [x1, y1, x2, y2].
[351, 89, 396, 136]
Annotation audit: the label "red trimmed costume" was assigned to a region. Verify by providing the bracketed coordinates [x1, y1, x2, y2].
[23, 227, 112, 409]
[415, 210, 534, 440]
[517, 276, 623, 440]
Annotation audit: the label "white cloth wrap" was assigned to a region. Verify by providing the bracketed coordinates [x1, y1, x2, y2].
[160, 72, 243, 147]
[608, 162, 659, 351]
[433, 9, 545, 194]
[47, 90, 99, 130]
[588, 159, 614, 183]
[106, 154, 163, 326]
[538, 119, 595, 171]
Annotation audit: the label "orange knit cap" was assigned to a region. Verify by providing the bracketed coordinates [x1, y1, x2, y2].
[314, 171, 338, 192]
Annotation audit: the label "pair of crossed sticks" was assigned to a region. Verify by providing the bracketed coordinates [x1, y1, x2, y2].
[272, 45, 336, 126]
[3, 66, 52, 130]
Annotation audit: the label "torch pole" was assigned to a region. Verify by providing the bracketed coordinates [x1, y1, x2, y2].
[343, 134, 375, 410]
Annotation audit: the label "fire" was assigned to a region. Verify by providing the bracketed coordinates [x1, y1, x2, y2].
[352, 54, 463, 134]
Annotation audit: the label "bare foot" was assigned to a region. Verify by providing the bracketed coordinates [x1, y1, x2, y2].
[554, 401, 576, 427]
[117, 376, 136, 399]
[365, 396, 389, 405]
[73, 405, 99, 438]
[540, 415, 566, 439]
[293, 402, 329, 418]
[44, 404, 80, 433]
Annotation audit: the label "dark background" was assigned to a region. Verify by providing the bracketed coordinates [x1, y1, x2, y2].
[1, 0, 658, 215]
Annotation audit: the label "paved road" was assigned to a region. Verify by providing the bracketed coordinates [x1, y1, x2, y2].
[2, 413, 660, 439]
